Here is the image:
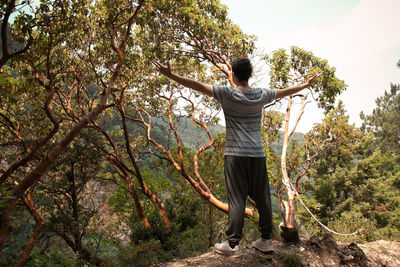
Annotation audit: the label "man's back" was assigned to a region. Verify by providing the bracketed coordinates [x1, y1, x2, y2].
[212, 86, 276, 157]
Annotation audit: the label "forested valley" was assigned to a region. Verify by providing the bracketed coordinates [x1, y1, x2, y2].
[1, 1, 399, 266]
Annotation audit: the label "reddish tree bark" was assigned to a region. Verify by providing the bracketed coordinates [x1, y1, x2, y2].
[15, 185, 44, 267]
[0, 0, 145, 251]
[113, 165, 150, 229]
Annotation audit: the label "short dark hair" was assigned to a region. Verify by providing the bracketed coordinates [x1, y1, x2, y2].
[232, 57, 252, 82]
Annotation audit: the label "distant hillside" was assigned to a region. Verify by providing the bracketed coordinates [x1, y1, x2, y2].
[175, 118, 225, 150]
[270, 131, 305, 155]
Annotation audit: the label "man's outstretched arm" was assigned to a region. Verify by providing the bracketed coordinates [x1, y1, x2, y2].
[274, 74, 320, 100]
[153, 61, 212, 97]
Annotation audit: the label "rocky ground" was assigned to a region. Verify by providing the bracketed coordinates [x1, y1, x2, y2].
[153, 234, 400, 267]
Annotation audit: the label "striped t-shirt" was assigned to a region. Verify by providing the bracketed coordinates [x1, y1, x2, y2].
[212, 85, 276, 157]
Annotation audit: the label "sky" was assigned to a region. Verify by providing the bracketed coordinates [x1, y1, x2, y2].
[220, 0, 400, 133]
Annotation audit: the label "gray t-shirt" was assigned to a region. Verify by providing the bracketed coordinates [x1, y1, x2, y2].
[212, 85, 276, 157]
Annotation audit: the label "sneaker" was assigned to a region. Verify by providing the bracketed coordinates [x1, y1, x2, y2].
[213, 241, 241, 256]
[251, 238, 273, 253]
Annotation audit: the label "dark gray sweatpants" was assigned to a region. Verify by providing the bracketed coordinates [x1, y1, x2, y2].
[224, 156, 273, 246]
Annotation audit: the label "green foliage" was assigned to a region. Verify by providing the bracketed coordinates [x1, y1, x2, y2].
[26, 238, 80, 267]
[111, 185, 213, 266]
[0, 188, 16, 208]
[262, 110, 284, 185]
[265, 46, 346, 111]
[305, 101, 372, 178]
[136, 0, 255, 63]
[263, 110, 285, 146]
[296, 96, 400, 242]
[262, 47, 346, 233]
[304, 139, 400, 241]
[361, 83, 400, 155]
[0, 208, 34, 266]
[327, 211, 379, 243]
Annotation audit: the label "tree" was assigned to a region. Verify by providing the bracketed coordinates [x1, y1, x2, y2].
[305, 148, 400, 242]
[306, 101, 372, 179]
[360, 83, 400, 155]
[0, 0, 146, 252]
[0, 0, 256, 262]
[298, 102, 372, 234]
[264, 47, 346, 241]
[24, 130, 106, 266]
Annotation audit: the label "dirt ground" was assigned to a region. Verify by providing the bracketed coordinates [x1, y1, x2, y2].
[154, 235, 400, 267]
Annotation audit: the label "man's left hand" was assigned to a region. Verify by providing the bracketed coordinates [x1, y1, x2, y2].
[305, 73, 321, 87]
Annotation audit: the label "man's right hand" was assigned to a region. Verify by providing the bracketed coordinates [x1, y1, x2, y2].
[153, 61, 173, 78]
[151, 60, 213, 97]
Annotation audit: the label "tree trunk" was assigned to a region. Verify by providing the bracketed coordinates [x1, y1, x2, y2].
[280, 96, 300, 242]
[122, 171, 151, 229]
[14, 220, 43, 267]
[15, 191, 45, 267]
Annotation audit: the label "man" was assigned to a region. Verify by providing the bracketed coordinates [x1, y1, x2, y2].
[153, 58, 319, 255]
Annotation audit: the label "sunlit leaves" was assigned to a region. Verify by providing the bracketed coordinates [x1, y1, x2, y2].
[360, 83, 400, 155]
[265, 46, 346, 111]
[305, 101, 371, 177]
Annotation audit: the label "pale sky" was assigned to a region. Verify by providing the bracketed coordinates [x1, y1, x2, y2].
[220, 0, 400, 133]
